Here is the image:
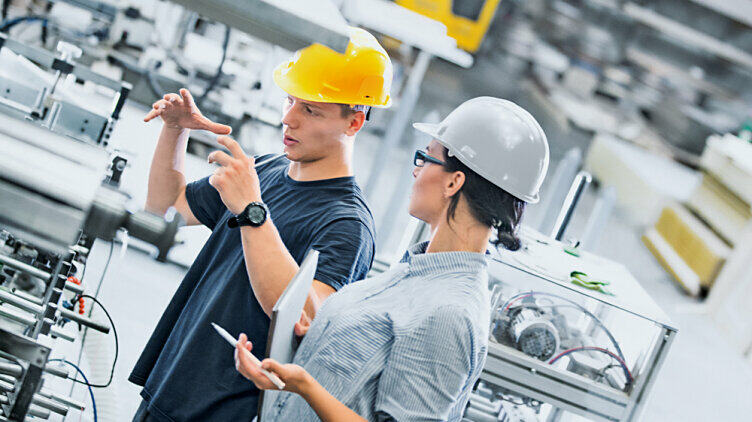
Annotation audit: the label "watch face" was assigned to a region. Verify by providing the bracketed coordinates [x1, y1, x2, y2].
[247, 205, 266, 224]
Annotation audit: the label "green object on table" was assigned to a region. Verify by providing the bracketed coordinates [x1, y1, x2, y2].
[569, 271, 614, 296]
[563, 245, 580, 257]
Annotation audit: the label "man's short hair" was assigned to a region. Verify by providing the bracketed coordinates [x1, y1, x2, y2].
[338, 104, 371, 120]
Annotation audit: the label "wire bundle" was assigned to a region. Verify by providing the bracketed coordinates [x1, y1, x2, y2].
[500, 290, 632, 385]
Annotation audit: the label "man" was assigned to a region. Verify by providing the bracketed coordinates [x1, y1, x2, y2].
[129, 27, 392, 421]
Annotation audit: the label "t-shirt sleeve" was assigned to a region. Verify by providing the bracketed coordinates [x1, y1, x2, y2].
[374, 307, 477, 421]
[309, 218, 374, 291]
[184, 176, 226, 230]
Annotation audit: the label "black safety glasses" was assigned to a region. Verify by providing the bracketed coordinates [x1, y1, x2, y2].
[413, 149, 445, 167]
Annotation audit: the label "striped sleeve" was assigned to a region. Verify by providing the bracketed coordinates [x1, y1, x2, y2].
[375, 306, 477, 421]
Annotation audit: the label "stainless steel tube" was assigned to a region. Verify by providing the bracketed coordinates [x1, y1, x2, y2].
[550, 171, 593, 241]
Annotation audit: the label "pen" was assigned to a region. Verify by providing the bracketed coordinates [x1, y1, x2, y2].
[211, 322, 286, 389]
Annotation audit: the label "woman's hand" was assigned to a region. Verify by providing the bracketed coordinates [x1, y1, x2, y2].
[144, 88, 232, 135]
[294, 312, 311, 338]
[234, 333, 312, 395]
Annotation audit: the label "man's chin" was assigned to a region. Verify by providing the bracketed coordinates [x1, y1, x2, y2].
[282, 149, 305, 163]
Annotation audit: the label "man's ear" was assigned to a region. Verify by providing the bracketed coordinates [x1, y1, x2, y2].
[345, 111, 366, 136]
[444, 171, 465, 198]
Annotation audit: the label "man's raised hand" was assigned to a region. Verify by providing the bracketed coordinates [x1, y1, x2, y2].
[144, 88, 232, 135]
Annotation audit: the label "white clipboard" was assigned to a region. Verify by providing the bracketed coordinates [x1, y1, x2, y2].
[257, 249, 319, 421]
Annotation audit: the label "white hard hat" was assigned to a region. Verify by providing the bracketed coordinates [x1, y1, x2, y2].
[413, 97, 550, 203]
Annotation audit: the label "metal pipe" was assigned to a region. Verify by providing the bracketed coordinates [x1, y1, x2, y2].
[42, 363, 69, 379]
[0, 307, 74, 343]
[0, 380, 66, 416]
[58, 308, 110, 334]
[49, 327, 75, 343]
[38, 389, 84, 411]
[580, 186, 616, 251]
[11, 290, 43, 306]
[64, 279, 84, 295]
[0, 304, 36, 326]
[0, 361, 69, 381]
[550, 171, 592, 241]
[0, 380, 67, 416]
[27, 404, 51, 419]
[0, 254, 51, 281]
[0, 362, 21, 378]
[0, 289, 43, 315]
[0, 289, 109, 333]
[363, 50, 433, 199]
[537, 148, 583, 233]
[30, 394, 68, 416]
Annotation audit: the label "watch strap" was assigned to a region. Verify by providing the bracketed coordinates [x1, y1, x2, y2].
[227, 201, 267, 228]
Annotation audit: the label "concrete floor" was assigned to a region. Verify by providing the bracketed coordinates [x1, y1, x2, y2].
[47, 55, 752, 422]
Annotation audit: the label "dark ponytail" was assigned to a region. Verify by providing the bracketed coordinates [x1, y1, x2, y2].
[442, 149, 526, 251]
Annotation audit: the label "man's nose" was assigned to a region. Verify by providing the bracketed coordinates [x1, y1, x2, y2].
[281, 104, 298, 129]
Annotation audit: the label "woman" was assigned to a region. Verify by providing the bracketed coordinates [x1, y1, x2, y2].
[234, 97, 550, 421]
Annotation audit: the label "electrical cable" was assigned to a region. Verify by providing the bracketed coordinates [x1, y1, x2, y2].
[91, 242, 113, 299]
[49, 359, 97, 422]
[196, 24, 231, 107]
[549, 346, 633, 384]
[69, 242, 115, 394]
[41, 2, 52, 44]
[69, 294, 118, 388]
[0, 15, 47, 33]
[500, 290, 627, 364]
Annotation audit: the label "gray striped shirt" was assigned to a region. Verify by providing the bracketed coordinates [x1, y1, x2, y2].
[267, 241, 490, 421]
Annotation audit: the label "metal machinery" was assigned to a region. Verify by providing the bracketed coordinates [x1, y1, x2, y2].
[0, 33, 182, 421]
[0, 117, 182, 420]
[396, 0, 502, 52]
[462, 228, 677, 422]
[0, 34, 129, 148]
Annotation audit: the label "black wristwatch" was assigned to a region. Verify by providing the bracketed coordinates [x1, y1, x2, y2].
[228, 201, 268, 228]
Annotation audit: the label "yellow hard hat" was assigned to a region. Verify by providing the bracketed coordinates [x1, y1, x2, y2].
[273, 27, 393, 108]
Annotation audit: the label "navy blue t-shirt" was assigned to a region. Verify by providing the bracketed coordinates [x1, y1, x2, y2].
[128, 154, 375, 421]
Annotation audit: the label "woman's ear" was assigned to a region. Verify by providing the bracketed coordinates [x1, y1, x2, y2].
[444, 171, 465, 198]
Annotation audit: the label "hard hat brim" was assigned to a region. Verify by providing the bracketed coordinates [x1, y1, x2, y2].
[412, 121, 541, 204]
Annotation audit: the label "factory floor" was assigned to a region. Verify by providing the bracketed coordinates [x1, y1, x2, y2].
[54, 57, 752, 422]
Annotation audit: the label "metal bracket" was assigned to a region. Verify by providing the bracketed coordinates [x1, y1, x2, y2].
[0, 329, 50, 421]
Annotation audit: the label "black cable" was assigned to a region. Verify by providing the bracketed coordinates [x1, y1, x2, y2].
[41, 2, 52, 44]
[69, 294, 118, 388]
[1, 0, 9, 20]
[69, 242, 114, 393]
[196, 24, 230, 107]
